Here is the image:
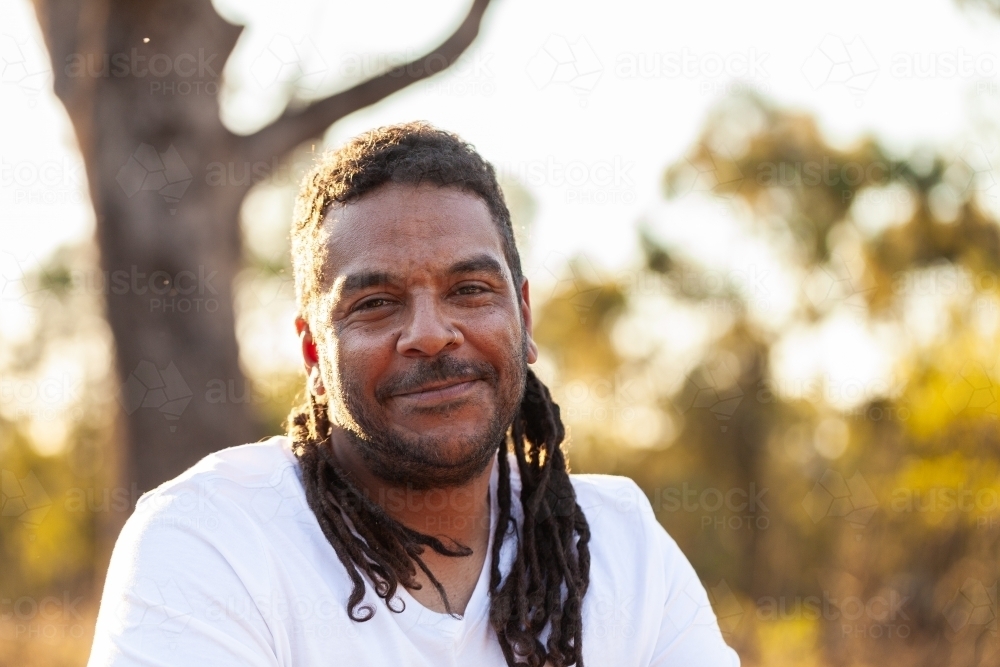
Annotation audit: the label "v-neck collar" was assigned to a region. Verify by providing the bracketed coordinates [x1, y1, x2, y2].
[393, 456, 502, 638]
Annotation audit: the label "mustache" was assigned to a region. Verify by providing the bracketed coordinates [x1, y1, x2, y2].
[374, 355, 499, 401]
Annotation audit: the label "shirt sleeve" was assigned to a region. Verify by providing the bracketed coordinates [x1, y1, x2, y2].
[648, 525, 742, 667]
[87, 486, 281, 667]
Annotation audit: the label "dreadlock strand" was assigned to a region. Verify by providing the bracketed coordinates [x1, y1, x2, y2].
[490, 439, 513, 594]
[289, 364, 591, 666]
[288, 124, 592, 665]
[297, 444, 376, 621]
[312, 446, 420, 582]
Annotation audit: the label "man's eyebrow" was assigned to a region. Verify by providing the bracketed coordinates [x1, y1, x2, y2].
[338, 270, 402, 298]
[336, 255, 507, 299]
[448, 254, 507, 279]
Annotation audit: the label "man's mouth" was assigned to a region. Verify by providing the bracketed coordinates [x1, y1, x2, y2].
[391, 377, 483, 403]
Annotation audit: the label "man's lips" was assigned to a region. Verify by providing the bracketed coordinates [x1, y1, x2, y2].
[391, 378, 483, 403]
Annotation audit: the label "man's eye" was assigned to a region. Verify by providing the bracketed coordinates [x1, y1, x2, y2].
[355, 298, 391, 311]
[456, 285, 486, 295]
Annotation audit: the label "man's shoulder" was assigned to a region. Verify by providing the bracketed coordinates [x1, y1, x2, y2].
[568, 472, 669, 552]
[131, 435, 301, 522]
[569, 476, 740, 666]
[569, 472, 654, 523]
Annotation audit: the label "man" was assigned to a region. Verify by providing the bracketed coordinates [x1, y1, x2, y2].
[88, 122, 739, 666]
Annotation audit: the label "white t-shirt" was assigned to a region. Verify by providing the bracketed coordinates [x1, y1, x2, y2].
[87, 436, 740, 666]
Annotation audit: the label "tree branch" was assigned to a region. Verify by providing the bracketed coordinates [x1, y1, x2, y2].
[236, 0, 494, 165]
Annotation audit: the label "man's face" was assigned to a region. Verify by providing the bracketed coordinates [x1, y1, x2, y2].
[301, 182, 538, 489]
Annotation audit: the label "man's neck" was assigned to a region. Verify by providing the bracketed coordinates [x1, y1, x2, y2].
[324, 430, 495, 615]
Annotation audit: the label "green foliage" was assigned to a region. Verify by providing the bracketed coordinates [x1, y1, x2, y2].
[535, 92, 1000, 665]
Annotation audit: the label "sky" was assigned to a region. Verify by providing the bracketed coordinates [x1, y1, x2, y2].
[3, 0, 1000, 444]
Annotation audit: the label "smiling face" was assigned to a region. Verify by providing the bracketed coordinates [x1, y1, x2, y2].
[301, 182, 538, 489]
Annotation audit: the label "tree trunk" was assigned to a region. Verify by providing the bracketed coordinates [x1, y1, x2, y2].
[30, 0, 494, 494]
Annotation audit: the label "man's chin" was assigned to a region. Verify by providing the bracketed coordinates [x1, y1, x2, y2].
[358, 426, 503, 490]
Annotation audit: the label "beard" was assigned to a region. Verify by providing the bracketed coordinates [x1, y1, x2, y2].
[329, 332, 528, 490]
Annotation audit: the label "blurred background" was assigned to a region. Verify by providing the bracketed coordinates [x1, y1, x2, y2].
[4, 0, 1000, 664]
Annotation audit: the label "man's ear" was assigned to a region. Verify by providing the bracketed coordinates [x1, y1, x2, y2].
[295, 316, 318, 367]
[295, 315, 325, 395]
[519, 278, 539, 364]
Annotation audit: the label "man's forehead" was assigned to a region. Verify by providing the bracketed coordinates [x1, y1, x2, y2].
[323, 182, 495, 237]
[313, 183, 511, 292]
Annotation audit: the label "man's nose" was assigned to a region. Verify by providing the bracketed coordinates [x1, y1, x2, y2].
[395, 295, 463, 356]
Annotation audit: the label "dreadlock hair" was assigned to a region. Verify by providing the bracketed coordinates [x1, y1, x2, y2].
[286, 122, 592, 666]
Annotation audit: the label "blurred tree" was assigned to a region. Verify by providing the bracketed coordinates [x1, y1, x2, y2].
[27, 0, 495, 493]
[533, 91, 1000, 666]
